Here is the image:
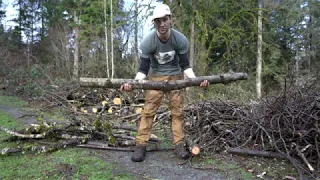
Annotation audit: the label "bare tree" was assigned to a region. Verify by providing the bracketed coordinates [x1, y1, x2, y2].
[49, 24, 72, 78]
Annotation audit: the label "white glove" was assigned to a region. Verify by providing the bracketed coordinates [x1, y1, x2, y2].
[134, 72, 147, 80]
[183, 68, 196, 79]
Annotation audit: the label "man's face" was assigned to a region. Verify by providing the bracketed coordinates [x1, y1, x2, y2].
[154, 15, 171, 35]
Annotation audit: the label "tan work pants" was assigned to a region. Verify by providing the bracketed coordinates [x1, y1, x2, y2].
[135, 74, 185, 145]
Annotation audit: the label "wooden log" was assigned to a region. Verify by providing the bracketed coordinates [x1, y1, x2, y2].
[80, 72, 248, 91]
[185, 136, 200, 156]
[189, 144, 200, 156]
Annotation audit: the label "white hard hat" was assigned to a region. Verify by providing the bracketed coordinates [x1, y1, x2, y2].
[152, 4, 171, 21]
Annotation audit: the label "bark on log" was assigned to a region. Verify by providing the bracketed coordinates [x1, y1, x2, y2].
[80, 72, 248, 91]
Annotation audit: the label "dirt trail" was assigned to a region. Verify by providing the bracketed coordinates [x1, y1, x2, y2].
[0, 105, 229, 180]
[95, 149, 226, 180]
[0, 105, 60, 126]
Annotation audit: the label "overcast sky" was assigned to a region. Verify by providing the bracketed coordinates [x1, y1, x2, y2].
[2, 0, 161, 32]
[2, 0, 16, 29]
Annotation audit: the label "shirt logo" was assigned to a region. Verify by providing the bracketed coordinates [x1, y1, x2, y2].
[154, 51, 175, 64]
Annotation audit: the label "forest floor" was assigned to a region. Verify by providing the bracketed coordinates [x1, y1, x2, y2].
[0, 95, 299, 180]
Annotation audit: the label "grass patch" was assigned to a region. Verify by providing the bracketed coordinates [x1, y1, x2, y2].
[0, 109, 24, 149]
[154, 127, 173, 149]
[189, 156, 255, 179]
[21, 107, 66, 122]
[190, 154, 298, 180]
[0, 95, 28, 107]
[0, 148, 133, 180]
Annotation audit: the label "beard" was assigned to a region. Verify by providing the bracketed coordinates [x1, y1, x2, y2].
[157, 26, 169, 34]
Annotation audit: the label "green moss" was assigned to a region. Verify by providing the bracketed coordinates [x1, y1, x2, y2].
[130, 131, 137, 137]
[153, 128, 172, 149]
[93, 118, 102, 130]
[102, 122, 111, 130]
[108, 136, 116, 145]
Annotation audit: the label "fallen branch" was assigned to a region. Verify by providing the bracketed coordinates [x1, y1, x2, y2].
[226, 148, 286, 159]
[112, 124, 137, 131]
[0, 126, 45, 139]
[112, 134, 159, 143]
[1, 148, 23, 155]
[1, 140, 80, 155]
[121, 113, 140, 120]
[80, 72, 248, 90]
[295, 145, 314, 172]
[77, 143, 174, 152]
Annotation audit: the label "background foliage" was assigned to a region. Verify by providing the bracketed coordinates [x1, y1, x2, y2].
[0, 0, 319, 101]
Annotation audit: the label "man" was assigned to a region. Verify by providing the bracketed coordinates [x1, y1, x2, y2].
[121, 3, 209, 162]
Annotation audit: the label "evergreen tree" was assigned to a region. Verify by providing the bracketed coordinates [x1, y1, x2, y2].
[0, 0, 5, 20]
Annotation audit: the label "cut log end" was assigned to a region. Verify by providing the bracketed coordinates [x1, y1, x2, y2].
[189, 144, 200, 155]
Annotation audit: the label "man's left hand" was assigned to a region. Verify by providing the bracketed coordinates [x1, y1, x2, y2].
[200, 80, 209, 87]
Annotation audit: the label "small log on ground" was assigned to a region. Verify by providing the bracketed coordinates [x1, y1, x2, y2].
[185, 136, 200, 156]
[80, 72, 248, 91]
[188, 144, 200, 156]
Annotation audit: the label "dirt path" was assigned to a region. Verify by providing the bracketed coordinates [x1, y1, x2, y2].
[0, 105, 230, 180]
[94, 149, 226, 180]
[0, 106, 43, 125]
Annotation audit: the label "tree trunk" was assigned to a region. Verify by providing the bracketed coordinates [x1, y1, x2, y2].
[104, 0, 110, 78]
[189, 0, 195, 68]
[256, 0, 263, 98]
[80, 72, 248, 90]
[73, 11, 80, 81]
[185, 135, 200, 155]
[110, 0, 114, 78]
[134, 0, 139, 68]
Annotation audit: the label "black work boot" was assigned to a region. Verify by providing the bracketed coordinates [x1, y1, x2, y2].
[174, 143, 189, 160]
[131, 145, 147, 162]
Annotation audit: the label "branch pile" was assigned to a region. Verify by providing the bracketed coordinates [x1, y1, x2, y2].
[184, 79, 320, 177]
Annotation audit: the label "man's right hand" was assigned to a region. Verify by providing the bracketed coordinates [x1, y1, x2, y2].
[120, 83, 132, 91]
